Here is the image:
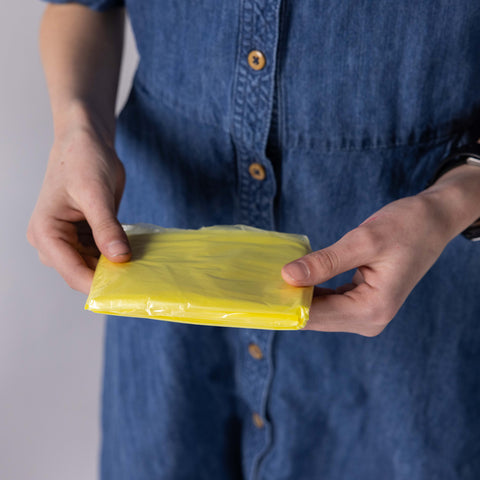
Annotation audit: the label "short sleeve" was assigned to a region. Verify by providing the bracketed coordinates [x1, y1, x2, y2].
[40, 0, 124, 12]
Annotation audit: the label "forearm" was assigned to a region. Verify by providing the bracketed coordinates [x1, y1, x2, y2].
[40, 3, 125, 143]
[418, 150, 480, 242]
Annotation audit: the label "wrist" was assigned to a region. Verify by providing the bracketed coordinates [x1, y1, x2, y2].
[52, 99, 115, 147]
[418, 164, 480, 241]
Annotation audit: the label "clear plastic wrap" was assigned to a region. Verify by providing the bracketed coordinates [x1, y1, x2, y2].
[85, 224, 313, 329]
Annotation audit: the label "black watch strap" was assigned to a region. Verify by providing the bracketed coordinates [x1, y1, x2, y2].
[427, 143, 480, 241]
[463, 218, 480, 241]
[427, 143, 480, 188]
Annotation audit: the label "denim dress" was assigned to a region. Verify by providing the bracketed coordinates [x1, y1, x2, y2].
[44, 1, 480, 479]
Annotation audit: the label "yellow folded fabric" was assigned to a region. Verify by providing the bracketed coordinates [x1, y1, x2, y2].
[85, 224, 313, 329]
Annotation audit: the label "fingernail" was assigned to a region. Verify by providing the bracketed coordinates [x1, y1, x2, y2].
[107, 240, 130, 257]
[284, 261, 310, 281]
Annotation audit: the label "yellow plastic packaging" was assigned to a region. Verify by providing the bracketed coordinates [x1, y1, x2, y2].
[85, 224, 313, 330]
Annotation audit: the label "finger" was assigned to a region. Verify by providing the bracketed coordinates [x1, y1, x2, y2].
[328, 268, 365, 294]
[82, 187, 131, 263]
[114, 160, 126, 214]
[303, 283, 389, 337]
[83, 254, 99, 270]
[38, 251, 53, 268]
[335, 282, 357, 294]
[282, 228, 377, 286]
[352, 269, 364, 284]
[39, 235, 95, 294]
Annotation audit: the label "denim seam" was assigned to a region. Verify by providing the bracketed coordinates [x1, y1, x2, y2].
[254, 2, 281, 156]
[251, 331, 277, 480]
[258, 0, 282, 231]
[271, 0, 287, 233]
[230, 0, 247, 146]
[240, 0, 254, 149]
[284, 123, 472, 153]
[131, 68, 471, 155]
[133, 72, 231, 134]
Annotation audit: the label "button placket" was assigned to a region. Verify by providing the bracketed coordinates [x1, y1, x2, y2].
[231, 1, 283, 477]
[231, 0, 282, 231]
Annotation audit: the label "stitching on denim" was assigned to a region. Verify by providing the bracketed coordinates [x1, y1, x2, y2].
[257, 0, 283, 158]
[133, 73, 231, 134]
[252, 331, 277, 480]
[132, 64, 473, 155]
[277, 0, 287, 166]
[240, 0, 254, 149]
[231, 0, 247, 145]
[284, 126, 470, 153]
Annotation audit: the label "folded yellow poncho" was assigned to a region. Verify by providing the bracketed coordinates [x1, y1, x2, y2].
[85, 224, 313, 329]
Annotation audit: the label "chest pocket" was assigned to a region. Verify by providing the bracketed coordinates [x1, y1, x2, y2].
[125, 0, 239, 131]
[280, 0, 480, 151]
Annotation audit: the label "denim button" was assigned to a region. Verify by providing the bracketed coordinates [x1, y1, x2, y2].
[248, 50, 266, 71]
[252, 412, 265, 429]
[248, 343, 263, 360]
[248, 162, 266, 180]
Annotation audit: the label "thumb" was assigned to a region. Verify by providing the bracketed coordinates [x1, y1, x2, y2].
[281, 229, 372, 286]
[83, 194, 131, 263]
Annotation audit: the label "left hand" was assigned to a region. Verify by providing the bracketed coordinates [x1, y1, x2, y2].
[281, 188, 470, 336]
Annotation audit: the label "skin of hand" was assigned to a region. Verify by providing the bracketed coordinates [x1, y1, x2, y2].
[27, 4, 128, 295]
[282, 162, 480, 337]
[27, 122, 130, 294]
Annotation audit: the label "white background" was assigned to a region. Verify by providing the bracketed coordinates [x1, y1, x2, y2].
[0, 4, 138, 479]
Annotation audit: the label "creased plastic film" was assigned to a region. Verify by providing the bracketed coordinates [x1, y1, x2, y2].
[85, 224, 314, 330]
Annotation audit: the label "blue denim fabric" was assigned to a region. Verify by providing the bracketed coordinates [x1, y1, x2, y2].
[43, 0, 480, 478]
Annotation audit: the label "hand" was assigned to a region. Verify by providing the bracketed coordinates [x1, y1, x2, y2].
[281, 193, 458, 336]
[27, 123, 131, 294]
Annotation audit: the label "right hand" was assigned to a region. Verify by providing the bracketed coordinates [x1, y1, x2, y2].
[27, 124, 131, 294]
